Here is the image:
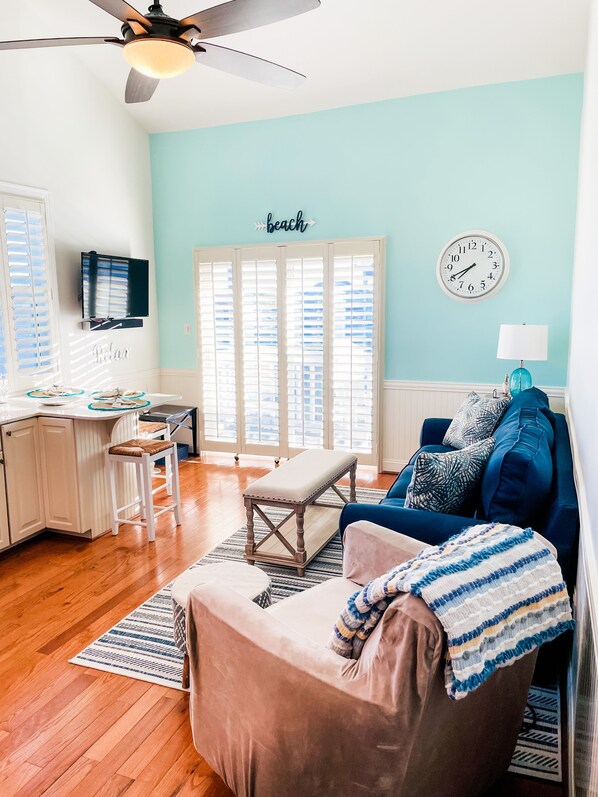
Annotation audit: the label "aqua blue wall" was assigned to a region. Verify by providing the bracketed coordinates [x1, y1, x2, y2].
[151, 74, 582, 385]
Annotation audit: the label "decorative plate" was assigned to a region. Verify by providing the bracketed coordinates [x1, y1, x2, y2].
[36, 397, 80, 406]
[90, 389, 145, 399]
[28, 387, 85, 398]
[88, 398, 151, 412]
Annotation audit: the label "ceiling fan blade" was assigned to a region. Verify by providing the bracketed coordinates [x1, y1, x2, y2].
[125, 68, 160, 104]
[0, 36, 120, 51]
[180, 0, 320, 40]
[195, 43, 305, 89]
[89, 0, 148, 27]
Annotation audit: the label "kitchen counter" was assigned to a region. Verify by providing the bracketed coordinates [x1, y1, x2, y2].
[0, 392, 185, 550]
[0, 393, 181, 424]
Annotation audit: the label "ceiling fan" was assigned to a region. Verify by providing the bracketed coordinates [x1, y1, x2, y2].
[0, 0, 320, 104]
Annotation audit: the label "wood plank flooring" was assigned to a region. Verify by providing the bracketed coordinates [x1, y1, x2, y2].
[0, 454, 564, 796]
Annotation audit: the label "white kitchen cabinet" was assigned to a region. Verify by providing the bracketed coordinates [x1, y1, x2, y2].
[2, 418, 45, 542]
[0, 441, 9, 552]
[38, 417, 82, 533]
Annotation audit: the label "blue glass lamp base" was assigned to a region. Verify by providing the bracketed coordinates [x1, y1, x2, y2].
[510, 367, 532, 396]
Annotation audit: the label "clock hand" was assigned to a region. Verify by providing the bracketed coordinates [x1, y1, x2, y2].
[451, 263, 477, 280]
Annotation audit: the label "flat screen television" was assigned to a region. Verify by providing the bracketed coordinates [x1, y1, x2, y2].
[81, 251, 149, 320]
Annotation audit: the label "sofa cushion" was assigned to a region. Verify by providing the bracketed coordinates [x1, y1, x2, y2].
[405, 438, 495, 515]
[408, 444, 455, 465]
[500, 386, 556, 430]
[387, 466, 414, 499]
[443, 392, 510, 449]
[380, 497, 406, 508]
[481, 407, 553, 526]
[266, 577, 358, 648]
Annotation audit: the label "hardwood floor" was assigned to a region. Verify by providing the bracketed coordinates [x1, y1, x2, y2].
[0, 455, 563, 796]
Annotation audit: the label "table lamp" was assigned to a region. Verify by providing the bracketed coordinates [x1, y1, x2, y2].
[497, 324, 548, 396]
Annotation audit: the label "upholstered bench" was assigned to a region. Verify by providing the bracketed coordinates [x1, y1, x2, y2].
[243, 449, 357, 576]
[172, 562, 271, 688]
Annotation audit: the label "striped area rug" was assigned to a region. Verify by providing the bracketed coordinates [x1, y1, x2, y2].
[70, 485, 562, 783]
[70, 486, 381, 686]
[508, 685, 562, 781]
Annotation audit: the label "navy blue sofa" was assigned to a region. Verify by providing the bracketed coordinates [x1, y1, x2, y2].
[340, 388, 580, 586]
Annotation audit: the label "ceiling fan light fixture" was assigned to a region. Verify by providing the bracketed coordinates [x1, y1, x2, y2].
[123, 38, 194, 79]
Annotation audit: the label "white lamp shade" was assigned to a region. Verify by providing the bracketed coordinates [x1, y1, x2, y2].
[497, 324, 548, 361]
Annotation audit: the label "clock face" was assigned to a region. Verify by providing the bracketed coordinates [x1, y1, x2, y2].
[436, 231, 510, 302]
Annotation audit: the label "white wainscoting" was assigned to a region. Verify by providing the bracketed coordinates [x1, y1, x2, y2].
[161, 369, 566, 474]
[566, 399, 598, 797]
[116, 367, 162, 394]
[381, 380, 566, 473]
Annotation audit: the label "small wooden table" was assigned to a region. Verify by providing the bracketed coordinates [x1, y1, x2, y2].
[243, 450, 357, 576]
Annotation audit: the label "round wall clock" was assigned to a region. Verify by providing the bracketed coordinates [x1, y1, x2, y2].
[436, 230, 510, 302]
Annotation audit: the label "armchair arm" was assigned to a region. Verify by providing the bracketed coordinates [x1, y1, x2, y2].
[420, 417, 452, 446]
[340, 502, 486, 547]
[186, 582, 434, 797]
[342, 520, 430, 584]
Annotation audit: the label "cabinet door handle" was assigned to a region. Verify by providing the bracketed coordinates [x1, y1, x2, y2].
[5, 431, 11, 436]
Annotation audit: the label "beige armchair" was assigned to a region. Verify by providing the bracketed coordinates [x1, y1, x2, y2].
[187, 521, 537, 797]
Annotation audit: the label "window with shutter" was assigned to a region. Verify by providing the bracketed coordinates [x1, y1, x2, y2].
[286, 246, 325, 451]
[241, 250, 280, 449]
[194, 238, 383, 465]
[196, 251, 238, 446]
[0, 188, 59, 388]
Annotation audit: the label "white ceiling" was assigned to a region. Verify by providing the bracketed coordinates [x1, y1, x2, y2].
[3, 0, 591, 133]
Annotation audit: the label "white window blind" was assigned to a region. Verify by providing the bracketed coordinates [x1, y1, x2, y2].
[241, 251, 280, 448]
[196, 251, 238, 445]
[195, 238, 383, 465]
[332, 244, 376, 454]
[286, 247, 325, 450]
[0, 191, 59, 387]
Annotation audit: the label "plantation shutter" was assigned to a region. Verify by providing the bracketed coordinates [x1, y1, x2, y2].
[285, 244, 326, 452]
[196, 249, 238, 448]
[330, 241, 379, 455]
[195, 238, 383, 465]
[0, 194, 58, 385]
[241, 249, 280, 452]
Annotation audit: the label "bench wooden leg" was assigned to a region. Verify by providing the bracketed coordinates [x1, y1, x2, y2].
[295, 504, 307, 576]
[349, 461, 357, 503]
[245, 498, 255, 564]
[182, 654, 190, 690]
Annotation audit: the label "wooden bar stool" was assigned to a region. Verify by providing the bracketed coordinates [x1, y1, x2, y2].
[138, 420, 170, 441]
[105, 438, 182, 542]
[139, 420, 171, 476]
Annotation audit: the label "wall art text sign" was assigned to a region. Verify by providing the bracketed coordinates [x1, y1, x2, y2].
[255, 210, 316, 234]
[93, 342, 131, 365]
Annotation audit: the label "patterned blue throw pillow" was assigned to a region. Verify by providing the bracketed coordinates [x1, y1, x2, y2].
[405, 437, 495, 515]
[443, 391, 509, 449]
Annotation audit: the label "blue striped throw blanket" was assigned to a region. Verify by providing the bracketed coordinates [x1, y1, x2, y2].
[329, 523, 573, 699]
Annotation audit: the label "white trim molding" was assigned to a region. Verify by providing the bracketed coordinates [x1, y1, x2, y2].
[565, 392, 598, 797]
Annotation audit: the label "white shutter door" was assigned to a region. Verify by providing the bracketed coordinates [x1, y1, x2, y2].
[285, 244, 326, 454]
[195, 249, 239, 451]
[0, 196, 58, 387]
[330, 240, 380, 465]
[240, 248, 280, 455]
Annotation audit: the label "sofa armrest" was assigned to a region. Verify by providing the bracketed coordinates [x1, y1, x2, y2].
[342, 520, 430, 584]
[340, 502, 486, 547]
[420, 417, 452, 446]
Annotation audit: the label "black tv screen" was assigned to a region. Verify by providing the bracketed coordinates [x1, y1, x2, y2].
[81, 251, 149, 319]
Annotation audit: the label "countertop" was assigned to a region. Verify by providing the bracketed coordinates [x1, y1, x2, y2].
[0, 393, 182, 424]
